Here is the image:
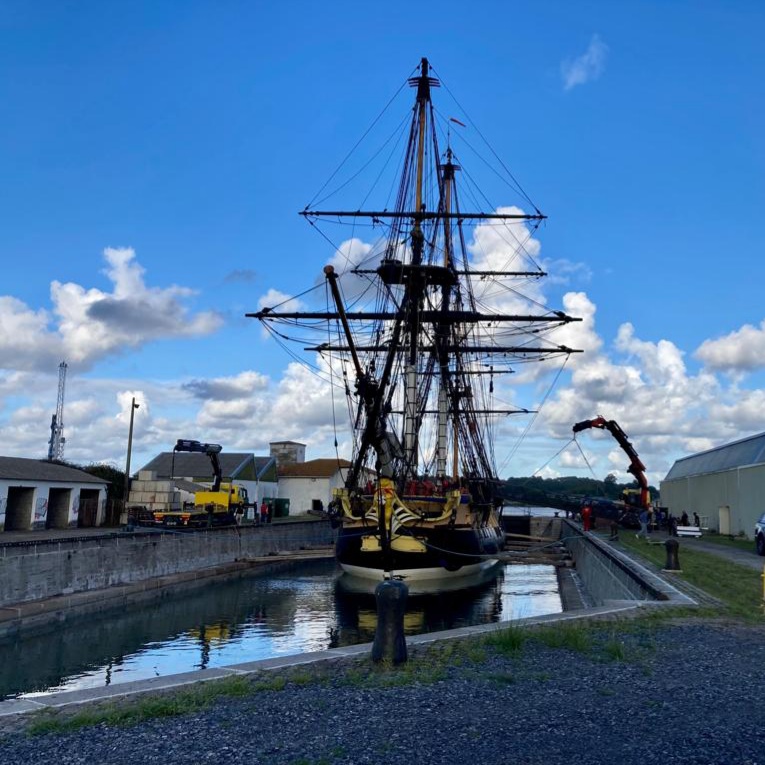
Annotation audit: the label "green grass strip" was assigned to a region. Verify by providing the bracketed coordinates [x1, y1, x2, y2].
[620, 536, 765, 621]
[28, 675, 254, 735]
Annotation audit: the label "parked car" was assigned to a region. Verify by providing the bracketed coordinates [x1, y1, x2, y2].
[755, 512, 765, 556]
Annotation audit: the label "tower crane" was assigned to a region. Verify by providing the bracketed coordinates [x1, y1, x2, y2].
[47, 361, 68, 461]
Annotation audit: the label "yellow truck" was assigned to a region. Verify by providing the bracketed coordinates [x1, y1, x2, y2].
[152, 440, 251, 528]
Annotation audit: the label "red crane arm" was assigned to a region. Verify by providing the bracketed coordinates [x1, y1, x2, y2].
[572, 416, 649, 509]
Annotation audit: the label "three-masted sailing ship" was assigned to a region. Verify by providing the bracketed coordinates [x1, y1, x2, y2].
[251, 58, 581, 582]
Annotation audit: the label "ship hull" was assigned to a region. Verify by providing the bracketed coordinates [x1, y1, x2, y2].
[335, 523, 505, 582]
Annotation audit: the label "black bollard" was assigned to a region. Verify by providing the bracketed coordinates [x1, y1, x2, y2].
[663, 538, 681, 572]
[609, 521, 619, 541]
[371, 578, 409, 664]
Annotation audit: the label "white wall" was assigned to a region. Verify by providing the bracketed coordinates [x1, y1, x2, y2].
[0, 479, 107, 531]
[277, 473, 345, 514]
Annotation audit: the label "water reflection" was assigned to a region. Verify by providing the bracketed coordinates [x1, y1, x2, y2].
[0, 561, 561, 701]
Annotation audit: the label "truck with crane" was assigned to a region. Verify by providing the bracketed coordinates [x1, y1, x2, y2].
[151, 439, 251, 528]
[572, 416, 651, 528]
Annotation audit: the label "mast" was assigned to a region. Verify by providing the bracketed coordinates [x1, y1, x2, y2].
[436, 149, 455, 478]
[402, 57, 433, 477]
[250, 58, 583, 494]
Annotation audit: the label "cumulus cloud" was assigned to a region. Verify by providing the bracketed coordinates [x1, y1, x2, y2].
[257, 288, 305, 314]
[695, 320, 765, 372]
[535, 299, 765, 485]
[561, 35, 608, 91]
[0, 247, 223, 373]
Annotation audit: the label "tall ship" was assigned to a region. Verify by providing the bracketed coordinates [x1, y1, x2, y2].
[251, 58, 581, 582]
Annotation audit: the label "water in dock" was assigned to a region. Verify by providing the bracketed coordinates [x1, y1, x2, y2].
[0, 559, 561, 700]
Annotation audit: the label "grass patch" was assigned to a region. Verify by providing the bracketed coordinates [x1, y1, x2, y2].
[533, 623, 590, 653]
[252, 674, 287, 693]
[690, 533, 754, 552]
[485, 624, 527, 655]
[28, 675, 254, 735]
[602, 636, 626, 662]
[619, 536, 765, 621]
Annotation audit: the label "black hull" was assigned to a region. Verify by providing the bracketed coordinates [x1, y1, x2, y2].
[336, 523, 504, 578]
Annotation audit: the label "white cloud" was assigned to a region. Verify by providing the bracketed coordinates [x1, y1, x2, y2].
[695, 320, 765, 372]
[257, 288, 305, 314]
[561, 35, 608, 91]
[0, 247, 223, 374]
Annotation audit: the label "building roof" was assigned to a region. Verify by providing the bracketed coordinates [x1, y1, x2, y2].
[278, 458, 351, 479]
[0, 457, 108, 485]
[664, 431, 765, 481]
[174, 479, 208, 493]
[137, 452, 275, 482]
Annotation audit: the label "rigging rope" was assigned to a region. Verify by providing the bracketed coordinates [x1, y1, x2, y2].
[306, 68, 416, 209]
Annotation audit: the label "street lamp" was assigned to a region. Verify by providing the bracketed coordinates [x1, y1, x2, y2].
[123, 397, 140, 512]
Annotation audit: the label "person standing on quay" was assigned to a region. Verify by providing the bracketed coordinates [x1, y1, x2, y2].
[637, 508, 651, 540]
[581, 504, 592, 532]
[260, 501, 268, 526]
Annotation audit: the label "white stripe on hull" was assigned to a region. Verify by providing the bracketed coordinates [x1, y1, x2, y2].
[339, 558, 498, 582]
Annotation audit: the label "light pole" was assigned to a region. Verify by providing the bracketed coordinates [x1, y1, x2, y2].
[122, 397, 140, 520]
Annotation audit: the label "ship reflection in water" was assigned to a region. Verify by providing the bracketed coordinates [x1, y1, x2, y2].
[331, 564, 561, 647]
[2, 560, 560, 701]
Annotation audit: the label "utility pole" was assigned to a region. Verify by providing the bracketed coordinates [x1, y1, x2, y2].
[122, 397, 140, 522]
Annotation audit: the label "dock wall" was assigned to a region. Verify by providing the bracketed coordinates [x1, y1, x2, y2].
[559, 520, 666, 603]
[0, 522, 335, 609]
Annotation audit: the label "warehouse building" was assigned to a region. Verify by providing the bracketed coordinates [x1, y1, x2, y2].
[660, 432, 765, 538]
[0, 457, 108, 531]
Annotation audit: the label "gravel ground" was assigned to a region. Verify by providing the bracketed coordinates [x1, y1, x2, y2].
[1, 620, 764, 765]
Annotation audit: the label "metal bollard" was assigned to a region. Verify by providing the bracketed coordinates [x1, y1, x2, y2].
[663, 538, 681, 572]
[371, 578, 409, 664]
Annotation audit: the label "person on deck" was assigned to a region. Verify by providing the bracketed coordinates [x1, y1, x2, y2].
[581, 504, 592, 532]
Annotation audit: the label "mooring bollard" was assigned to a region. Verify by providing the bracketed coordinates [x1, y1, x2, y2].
[663, 537, 681, 572]
[371, 578, 409, 664]
[609, 521, 619, 541]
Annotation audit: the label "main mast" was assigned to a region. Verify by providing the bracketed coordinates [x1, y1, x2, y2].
[403, 57, 433, 478]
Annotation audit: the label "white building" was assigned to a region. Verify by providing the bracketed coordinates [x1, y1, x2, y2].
[0, 457, 108, 531]
[277, 458, 352, 515]
[661, 431, 765, 537]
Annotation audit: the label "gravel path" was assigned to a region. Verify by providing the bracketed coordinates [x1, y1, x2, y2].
[1, 620, 764, 765]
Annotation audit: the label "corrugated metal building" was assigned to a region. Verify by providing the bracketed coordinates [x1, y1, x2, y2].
[660, 432, 765, 537]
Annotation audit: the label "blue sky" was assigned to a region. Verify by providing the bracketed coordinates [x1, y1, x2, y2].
[1, 0, 764, 486]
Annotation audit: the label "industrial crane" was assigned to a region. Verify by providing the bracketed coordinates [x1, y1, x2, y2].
[572, 416, 651, 518]
[152, 439, 250, 528]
